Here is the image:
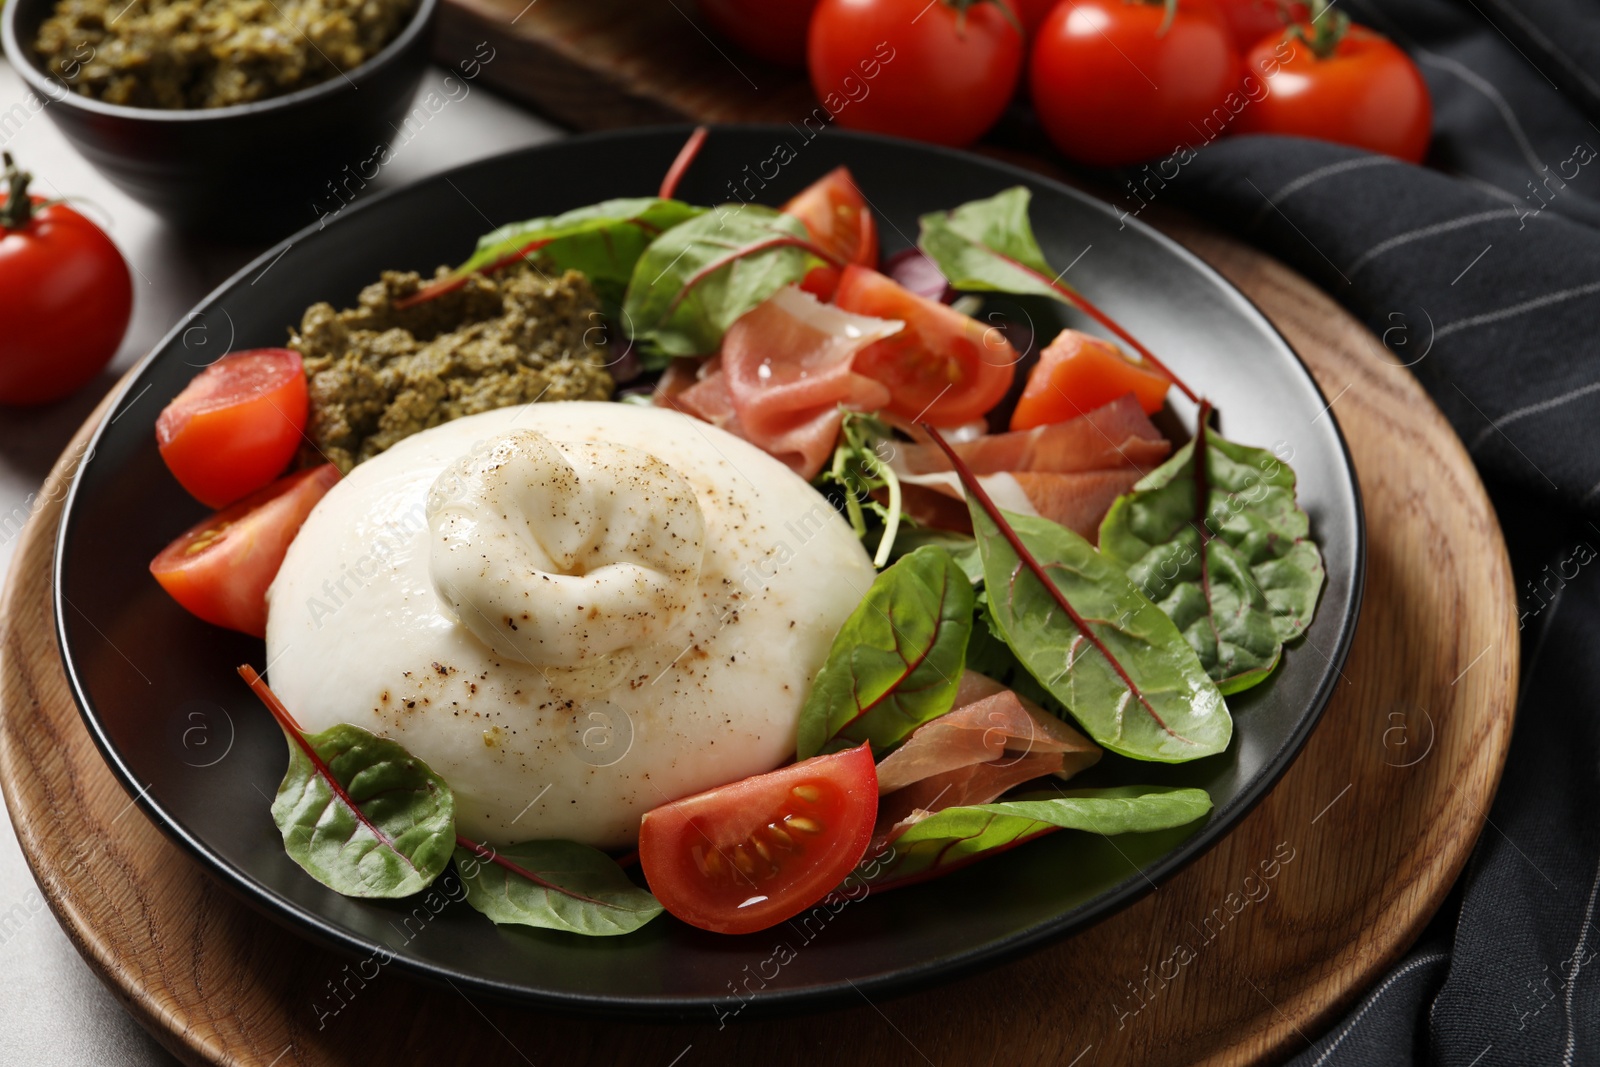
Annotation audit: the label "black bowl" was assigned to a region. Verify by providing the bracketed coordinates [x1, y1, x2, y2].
[2, 0, 437, 236]
[52, 126, 1364, 1019]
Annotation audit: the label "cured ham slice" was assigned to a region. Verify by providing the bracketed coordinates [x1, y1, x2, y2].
[895, 467, 1147, 541]
[653, 286, 902, 480]
[872, 672, 1100, 846]
[896, 393, 1169, 475]
[887, 393, 1169, 540]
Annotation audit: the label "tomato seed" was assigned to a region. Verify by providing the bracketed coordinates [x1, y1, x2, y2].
[787, 816, 822, 834]
[791, 784, 821, 803]
[765, 823, 793, 847]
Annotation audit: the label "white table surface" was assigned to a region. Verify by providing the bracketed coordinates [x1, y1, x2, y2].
[0, 55, 563, 1064]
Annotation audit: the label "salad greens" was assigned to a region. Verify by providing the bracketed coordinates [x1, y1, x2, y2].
[864, 786, 1214, 887]
[972, 505, 1231, 762]
[917, 186, 1197, 403]
[273, 720, 456, 899]
[239, 667, 662, 935]
[796, 545, 975, 759]
[817, 412, 906, 568]
[455, 840, 663, 936]
[402, 197, 704, 312]
[621, 204, 827, 362]
[1099, 409, 1326, 694]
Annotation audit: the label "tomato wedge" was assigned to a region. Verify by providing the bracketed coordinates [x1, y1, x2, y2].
[150, 465, 340, 637]
[782, 167, 878, 300]
[156, 348, 309, 508]
[638, 743, 877, 934]
[833, 264, 1016, 426]
[1010, 329, 1171, 431]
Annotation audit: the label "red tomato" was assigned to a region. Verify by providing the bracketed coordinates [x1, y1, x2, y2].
[0, 155, 132, 406]
[156, 348, 309, 508]
[697, 0, 818, 66]
[1010, 329, 1169, 430]
[1008, 0, 1059, 35]
[638, 744, 878, 934]
[782, 166, 878, 300]
[1236, 25, 1432, 163]
[1029, 0, 1243, 166]
[834, 265, 1017, 426]
[1211, 0, 1306, 51]
[808, 0, 1024, 148]
[150, 465, 340, 637]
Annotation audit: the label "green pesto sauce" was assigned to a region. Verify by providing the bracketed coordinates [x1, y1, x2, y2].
[290, 265, 615, 473]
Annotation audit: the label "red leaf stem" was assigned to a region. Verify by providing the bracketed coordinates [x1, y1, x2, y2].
[237, 665, 421, 873]
[658, 125, 709, 200]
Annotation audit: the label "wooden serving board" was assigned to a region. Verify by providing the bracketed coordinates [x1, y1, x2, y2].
[0, 213, 1516, 1066]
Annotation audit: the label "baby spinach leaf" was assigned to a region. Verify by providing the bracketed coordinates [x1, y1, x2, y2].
[272, 721, 457, 899]
[455, 840, 662, 936]
[1099, 408, 1325, 694]
[622, 204, 824, 362]
[795, 545, 975, 760]
[864, 785, 1212, 887]
[921, 427, 1230, 762]
[917, 187, 1197, 403]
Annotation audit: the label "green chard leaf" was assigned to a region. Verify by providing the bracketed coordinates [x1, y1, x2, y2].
[917, 186, 1061, 299]
[272, 722, 457, 899]
[864, 785, 1212, 887]
[973, 504, 1232, 762]
[458, 197, 705, 303]
[455, 840, 662, 936]
[622, 204, 822, 362]
[795, 546, 975, 760]
[1098, 412, 1325, 694]
[918, 187, 1196, 403]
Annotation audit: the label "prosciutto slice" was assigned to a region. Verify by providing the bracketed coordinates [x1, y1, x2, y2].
[896, 393, 1169, 475]
[654, 286, 902, 481]
[887, 393, 1169, 540]
[872, 672, 1100, 846]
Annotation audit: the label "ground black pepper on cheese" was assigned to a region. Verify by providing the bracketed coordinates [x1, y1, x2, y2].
[33, 0, 415, 109]
[290, 265, 615, 472]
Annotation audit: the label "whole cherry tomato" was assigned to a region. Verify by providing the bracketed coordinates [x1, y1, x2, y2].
[808, 0, 1025, 148]
[697, 0, 818, 67]
[1029, 0, 1243, 166]
[1235, 19, 1432, 163]
[0, 153, 132, 406]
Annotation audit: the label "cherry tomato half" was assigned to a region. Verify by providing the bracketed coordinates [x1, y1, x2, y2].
[150, 464, 340, 637]
[156, 348, 309, 508]
[808, 0, 1024, 148]
[639, 743, 878, 934]
[783, 166, 879, 300]
[0, 155, 132, 407]
[697, 0, 818, 66]
[1030, 0, 1242, 167]
[834, 264, 1017, 426]
[1235, 25, 1432, 164]
[1010, 329, 1170, 430]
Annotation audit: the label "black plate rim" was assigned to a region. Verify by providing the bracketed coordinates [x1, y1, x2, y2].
[49, 123, 1366, 1019]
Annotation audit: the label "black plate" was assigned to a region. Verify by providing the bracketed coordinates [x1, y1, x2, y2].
[53, 126, 1364, 1020]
